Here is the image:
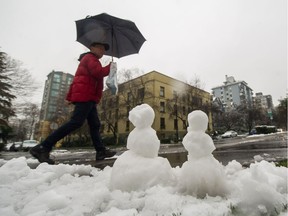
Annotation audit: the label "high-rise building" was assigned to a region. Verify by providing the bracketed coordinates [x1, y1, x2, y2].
[254, 92, 274, 119]
[98, 71, 212, 143]
[211, 75, 253, 111]
[37, 71, 74, 140]
[254, 92, 274, 110]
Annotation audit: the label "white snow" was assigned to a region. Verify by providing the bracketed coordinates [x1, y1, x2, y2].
[0, 107, 287, 216]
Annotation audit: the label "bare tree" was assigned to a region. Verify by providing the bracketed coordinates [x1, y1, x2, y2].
[216, 109, 242, 131]
[237, 104, 272, 133]
[165, 80, 212, 140]
[187, 74, 206, 90]
[117, 67, 143, 83]
[5, 56, 39, 100]
[100, 68, 150, 144]
[22, 103, 40, 139]
[11, 102, 40, 140]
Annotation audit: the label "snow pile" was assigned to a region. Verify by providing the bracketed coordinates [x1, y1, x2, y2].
[226, 160, 288, 215]
[0, 106, 287, 215]
[0, 157, 287, 216]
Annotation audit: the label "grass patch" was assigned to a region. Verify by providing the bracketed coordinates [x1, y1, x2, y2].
[276, 159, 287, 167]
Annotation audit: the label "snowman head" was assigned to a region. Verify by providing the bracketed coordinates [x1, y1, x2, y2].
[129, 104, 155, 128]
[187, 110, 208, 132]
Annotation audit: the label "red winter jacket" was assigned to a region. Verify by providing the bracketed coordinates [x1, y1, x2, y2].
[66, 52, 110, 104]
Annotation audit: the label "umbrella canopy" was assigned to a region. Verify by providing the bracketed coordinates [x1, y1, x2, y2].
[75, 13, 146, 58]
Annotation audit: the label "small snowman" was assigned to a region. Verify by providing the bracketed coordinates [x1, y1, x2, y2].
[178, 110, 229, 198]
[182, 110, 215, 161]
[110, 104, 174, 192]
[127, 103, 160, 158]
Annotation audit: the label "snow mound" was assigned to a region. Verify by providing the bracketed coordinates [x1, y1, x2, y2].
[0, 157, 287, 216]
[110, 151, 174, 192]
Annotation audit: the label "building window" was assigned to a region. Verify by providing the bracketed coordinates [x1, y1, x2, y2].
[51, 83, 60, 90]
[160, 86, 165, 97]
[126, 106, 130, 118]
[160, 101, 165, 113]
[174, 119, 178, 130]
[48, 105, 56, 112]
[125, 121, 130, 131]
[114, 122, 118, 132]
[160, 117, 165, 129]
[173, 104, 177, 114]
[53, 74, 61, 82]
[138, 87, 145, 101]
[51, 90, 59, 97]
[68, 77, 73, 84]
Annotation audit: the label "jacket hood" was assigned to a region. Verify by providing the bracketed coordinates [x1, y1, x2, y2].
[78, 52, 100, 61]
[78, 52, 90, 61]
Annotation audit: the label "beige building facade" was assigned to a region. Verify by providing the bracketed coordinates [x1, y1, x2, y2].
[99, 71, 212, 143]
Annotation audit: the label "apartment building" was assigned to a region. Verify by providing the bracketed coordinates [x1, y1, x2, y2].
[211, 75, 253, 111]
[36, 71, 74, 141]
[254, 92, 274, 119]
[99, 71, 212, 143]
[254, 92, 273, 110]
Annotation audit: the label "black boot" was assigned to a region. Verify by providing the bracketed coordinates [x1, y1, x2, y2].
[30, 144, 55, 165]
[96, 148, 116, 161]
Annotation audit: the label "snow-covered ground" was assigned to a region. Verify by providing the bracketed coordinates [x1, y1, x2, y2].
[0, 157, 287, 216]
[0, 106, 287, 216]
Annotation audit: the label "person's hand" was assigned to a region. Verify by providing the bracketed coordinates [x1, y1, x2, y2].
[110, 62, 117, 72]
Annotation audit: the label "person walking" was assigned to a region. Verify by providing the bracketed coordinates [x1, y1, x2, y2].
[30, 42, 116, 164]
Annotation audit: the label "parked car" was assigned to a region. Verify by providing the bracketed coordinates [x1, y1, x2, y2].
[5, 141, 22, 151]
[22, 140, 38, 151]
[210, 131, 221, 140]
[5, 143, 15, 151]
[221, 130, 238, 138]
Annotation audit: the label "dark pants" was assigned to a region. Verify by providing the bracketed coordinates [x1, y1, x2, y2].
[42, 101, 104, 152]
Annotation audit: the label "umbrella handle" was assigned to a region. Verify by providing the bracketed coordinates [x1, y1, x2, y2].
[111, 28, 115, 62]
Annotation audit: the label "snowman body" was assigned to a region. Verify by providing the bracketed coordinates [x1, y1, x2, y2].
[179, 110, 228, 198]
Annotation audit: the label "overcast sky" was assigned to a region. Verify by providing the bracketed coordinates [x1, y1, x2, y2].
[0, 0, 286, 105]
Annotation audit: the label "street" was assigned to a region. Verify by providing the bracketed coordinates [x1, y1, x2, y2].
[0, 132, 287, 169]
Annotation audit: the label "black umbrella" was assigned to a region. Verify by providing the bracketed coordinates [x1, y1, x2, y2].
[75, 13, 146, 59]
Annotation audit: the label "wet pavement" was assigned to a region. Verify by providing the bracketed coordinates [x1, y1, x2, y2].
[0, 132, 287, 169]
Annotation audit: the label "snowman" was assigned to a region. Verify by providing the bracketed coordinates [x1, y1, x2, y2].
[110, 104, 174, 192]
[127, 103, 160, 158]
[178, 110, 229, 198]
